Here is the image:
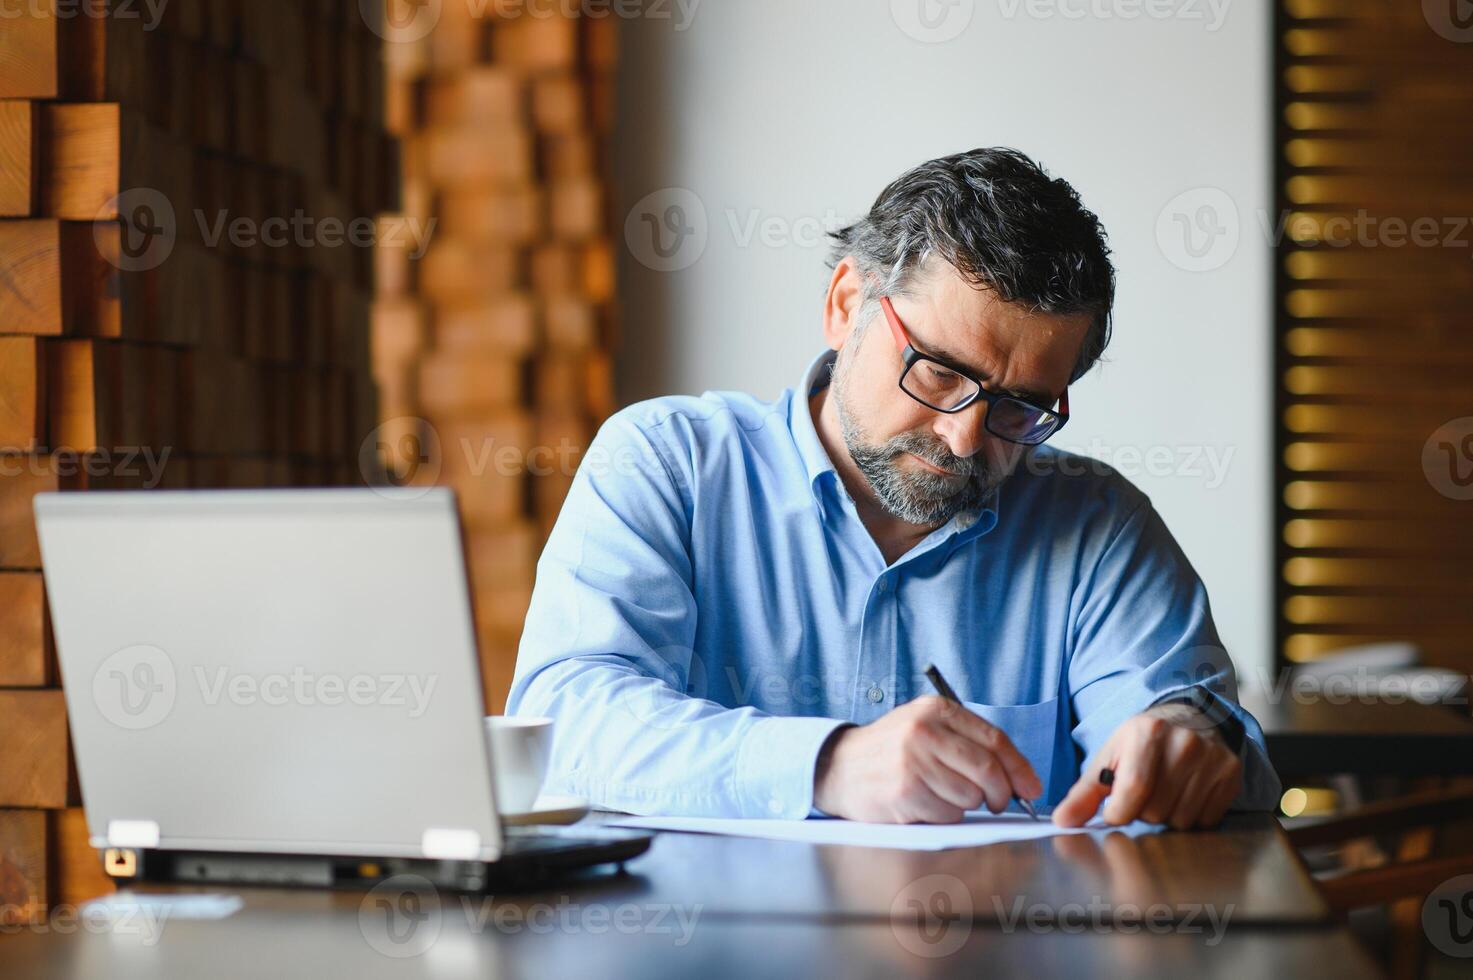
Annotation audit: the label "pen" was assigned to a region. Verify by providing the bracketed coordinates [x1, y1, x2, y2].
[923, 664, 1040, 821]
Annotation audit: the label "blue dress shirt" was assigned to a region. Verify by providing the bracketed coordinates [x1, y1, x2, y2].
[508, 351, 1281, 819]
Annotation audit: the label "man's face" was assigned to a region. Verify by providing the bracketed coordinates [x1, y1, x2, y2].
[828, 265, 1091, 527]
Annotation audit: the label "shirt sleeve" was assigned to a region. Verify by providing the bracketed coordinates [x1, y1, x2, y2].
[506, 409, 849, 818]
[1066, 496, 1282, 811]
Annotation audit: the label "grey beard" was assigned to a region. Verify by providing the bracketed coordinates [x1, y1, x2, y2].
[830, 359, 1003, 527]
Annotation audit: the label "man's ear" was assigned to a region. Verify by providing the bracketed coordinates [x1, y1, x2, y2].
[822, 256, 866, 352]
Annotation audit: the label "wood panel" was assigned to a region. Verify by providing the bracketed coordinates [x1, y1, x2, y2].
[0, 7, 59, 99]
[51, 807, 113, 906]
[46, 339, 120, 453]
[0, 337, 47, 449]
[38, 102, 122, 220]
[0, 101, 39, 216]
[0, 573, 50, 687]
[0, 465, 58, 568]
[0, 691, 69, 808]
[0, 222, 64, 335]
[0, 809, 47, 925]
[1275, 2, 1473, 672]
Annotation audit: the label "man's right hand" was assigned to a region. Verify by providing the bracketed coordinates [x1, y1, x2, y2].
[812, 696, 1043, 823]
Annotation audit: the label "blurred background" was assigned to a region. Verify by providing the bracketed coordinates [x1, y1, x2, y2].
[0, 0, 1471, 971]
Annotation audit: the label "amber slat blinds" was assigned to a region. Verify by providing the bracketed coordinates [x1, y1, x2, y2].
[1275, 0, 1473, 668]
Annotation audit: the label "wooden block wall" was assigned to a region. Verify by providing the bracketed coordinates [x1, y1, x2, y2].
[1274, 0, 1473, 672]
[370, 2, 618, 712]
[0, 0, 396, 919]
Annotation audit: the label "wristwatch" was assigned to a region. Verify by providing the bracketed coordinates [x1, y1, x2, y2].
[1153, 685, 1246, 756]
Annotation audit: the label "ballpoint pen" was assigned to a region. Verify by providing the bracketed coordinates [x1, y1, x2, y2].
[923, 663, 1040, 820]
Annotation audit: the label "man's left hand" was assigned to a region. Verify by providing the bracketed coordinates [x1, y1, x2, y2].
[1051, 703, 1243, 830]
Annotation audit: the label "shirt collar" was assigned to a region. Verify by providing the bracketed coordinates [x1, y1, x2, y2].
[789, 349, 841, 502]
[788, 349, 1001, 543]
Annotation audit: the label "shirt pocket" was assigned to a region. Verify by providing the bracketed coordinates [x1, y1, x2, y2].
[961, 696, 1066, 806]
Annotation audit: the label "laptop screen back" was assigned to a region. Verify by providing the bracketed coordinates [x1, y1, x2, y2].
[35, 487, 504, 861]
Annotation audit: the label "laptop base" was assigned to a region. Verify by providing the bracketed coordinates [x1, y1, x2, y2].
[101, 827, 655, 893]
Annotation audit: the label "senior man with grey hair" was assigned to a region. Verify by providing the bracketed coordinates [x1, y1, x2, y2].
[509, 147, 1280, 828]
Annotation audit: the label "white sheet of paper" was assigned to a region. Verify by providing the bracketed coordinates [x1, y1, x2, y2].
[606, 811, 1161, 851]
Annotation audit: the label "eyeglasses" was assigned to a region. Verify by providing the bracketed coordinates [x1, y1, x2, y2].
[880, 296, 1069, 446]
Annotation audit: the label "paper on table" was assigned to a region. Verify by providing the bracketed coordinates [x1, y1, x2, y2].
[606, 811, 1161, 851]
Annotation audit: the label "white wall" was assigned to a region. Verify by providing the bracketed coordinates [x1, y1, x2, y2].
[613, 0, 1271, 675]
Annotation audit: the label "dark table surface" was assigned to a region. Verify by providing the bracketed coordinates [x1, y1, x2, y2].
[1240, 685, 1473, 777]
[0, 812, 1381, 978]
[2, 907, 1381, 980]
[530, 811, 1330, 927]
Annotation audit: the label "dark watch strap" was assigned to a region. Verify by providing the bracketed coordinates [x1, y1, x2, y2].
[1154, 685, 1246, 756]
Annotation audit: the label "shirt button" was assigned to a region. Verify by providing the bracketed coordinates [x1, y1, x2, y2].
[867, 686, 884, 703]
[767, 798, 783, 815]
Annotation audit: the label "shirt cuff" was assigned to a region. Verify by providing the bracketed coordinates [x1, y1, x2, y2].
[735, 715, 852, 819]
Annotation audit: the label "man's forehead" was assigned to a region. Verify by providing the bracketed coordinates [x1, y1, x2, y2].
[909, 265, 1069, 331]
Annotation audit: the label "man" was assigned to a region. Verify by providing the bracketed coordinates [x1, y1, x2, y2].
[509, 148, 1280, 828]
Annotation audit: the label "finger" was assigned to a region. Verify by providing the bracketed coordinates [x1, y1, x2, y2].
[931, 733, 1014, 814]
[1100, 729, 1164, 825]
[912, 748, 987, 813]
[1180, 750, 1239, 828]
[1138, 763, 1184, 825]
[904, 796, 967, 824]
[1198, 759, 1243, 828]
[1052, 758, 1116, 827]
[897, 772, 967, 824]
[1136, 726, 1210, 824]
[939, 708, 1043, 799]
[1166, 766, 1214, 830]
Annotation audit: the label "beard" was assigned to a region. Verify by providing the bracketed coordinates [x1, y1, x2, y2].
[829, 349, 1010, 527]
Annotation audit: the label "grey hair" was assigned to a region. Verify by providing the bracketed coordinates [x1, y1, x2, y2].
[829, 147, 1116, 382]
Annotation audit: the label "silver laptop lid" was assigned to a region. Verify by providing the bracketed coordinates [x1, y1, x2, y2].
[35, 487, 504, 862]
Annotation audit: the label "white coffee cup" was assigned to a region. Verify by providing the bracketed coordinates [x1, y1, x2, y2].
[484, 716, 553, 815]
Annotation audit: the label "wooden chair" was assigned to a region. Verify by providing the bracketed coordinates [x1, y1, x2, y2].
[1287, 785, 1473, 978]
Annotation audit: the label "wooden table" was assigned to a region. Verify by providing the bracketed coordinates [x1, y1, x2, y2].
[2, 909, 1381, 980]
[1240, 686, 1473, 777]
[515, 812, 1330, 927]
[1, 815, 1381, 979]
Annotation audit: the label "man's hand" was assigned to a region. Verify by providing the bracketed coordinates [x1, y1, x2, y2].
[813, 696, 1042, 823]
[1052, 702, 1242, 830]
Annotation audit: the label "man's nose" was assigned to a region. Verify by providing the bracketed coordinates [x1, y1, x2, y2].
[933, 402, 989, 459]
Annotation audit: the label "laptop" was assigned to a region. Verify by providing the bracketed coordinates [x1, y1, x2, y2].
[34, 487, 650, 891]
